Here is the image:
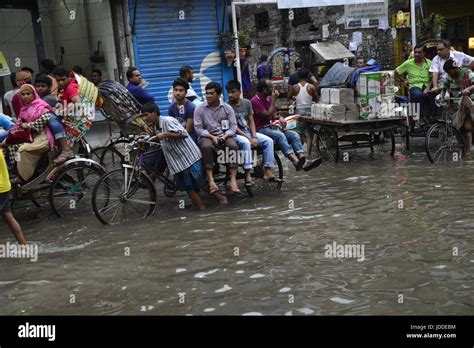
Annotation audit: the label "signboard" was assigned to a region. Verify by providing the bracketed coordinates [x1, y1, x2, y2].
[0, 51, 11, 77]
[277, 0, 380, 9]
[344, 1, 388, 29]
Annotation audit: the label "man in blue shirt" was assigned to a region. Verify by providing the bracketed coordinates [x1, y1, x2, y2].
[126, 67, 155, 105]
[257, 55, 272, 80]
[168, 78, 198, 143]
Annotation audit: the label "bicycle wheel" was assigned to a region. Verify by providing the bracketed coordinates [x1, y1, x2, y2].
[315, 126, 339, 163]
[246, 151, 284, 197]
[425, 122, 464, 163]
[49, 162, 105, 218]
[100, 138, 131, 169]
[92, 167, 156, 225]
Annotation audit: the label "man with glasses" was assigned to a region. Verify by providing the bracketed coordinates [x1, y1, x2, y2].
[126, 67, 155, 105]
[430, 40, 474, 93]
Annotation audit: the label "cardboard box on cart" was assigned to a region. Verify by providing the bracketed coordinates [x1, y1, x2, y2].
[358, 71, 396, 120]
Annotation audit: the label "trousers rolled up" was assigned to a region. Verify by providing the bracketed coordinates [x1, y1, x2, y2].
[48, 114, 66, 140]
[198, 136, 239, 169]
[243, 130, 275, 168]
[235, 135, 253, 170]
[258, 126, 304, 157]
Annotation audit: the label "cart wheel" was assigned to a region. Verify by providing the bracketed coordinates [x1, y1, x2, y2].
[315, 126, 339, 163]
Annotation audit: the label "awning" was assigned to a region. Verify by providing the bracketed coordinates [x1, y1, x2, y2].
[310, 41, 355, 62]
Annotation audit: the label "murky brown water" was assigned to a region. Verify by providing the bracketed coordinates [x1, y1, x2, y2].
[1, 138, 473, 315]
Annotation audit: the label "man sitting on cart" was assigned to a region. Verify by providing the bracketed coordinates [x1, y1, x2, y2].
[193, 82, 241, 194]
[395, 43, 436, 125]
[251, 79, 306, 171]
[442, 59, 474, 154]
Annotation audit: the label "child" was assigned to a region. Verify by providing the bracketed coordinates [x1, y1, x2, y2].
[0, 146, 27, 245]
[141, 102, 226, 209]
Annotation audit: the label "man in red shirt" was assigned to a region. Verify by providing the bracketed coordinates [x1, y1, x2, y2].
[51, 66, 82, 163]
[252, 79, 317, 171]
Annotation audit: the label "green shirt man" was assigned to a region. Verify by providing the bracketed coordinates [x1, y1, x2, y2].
[395, 58, 432, 90]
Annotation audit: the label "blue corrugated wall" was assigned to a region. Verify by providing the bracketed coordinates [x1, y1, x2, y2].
[129, 0, 227, 113]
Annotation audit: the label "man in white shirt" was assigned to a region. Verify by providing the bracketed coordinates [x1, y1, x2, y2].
[2, 72, 19, 119]
[430, 39, 474, 92]
[179, 65, 201, 104]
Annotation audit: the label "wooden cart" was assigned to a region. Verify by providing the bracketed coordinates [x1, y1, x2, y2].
[302, 116, 407, 163]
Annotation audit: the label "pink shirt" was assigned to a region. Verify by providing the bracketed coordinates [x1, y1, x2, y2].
[251, 92, 273, 131]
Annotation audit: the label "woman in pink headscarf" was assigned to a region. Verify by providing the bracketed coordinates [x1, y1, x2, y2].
[7, 84, 55, 182]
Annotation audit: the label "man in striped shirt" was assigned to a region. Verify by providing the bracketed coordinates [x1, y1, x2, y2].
[142, 103, 227, 208]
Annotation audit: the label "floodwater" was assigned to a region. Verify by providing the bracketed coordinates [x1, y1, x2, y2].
[1, 137, 473, 315]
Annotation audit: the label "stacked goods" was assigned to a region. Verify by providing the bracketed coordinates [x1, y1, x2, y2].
[321, 88, 331, 103]
[311, 103, 346, 121]
[344, 103, 360, 121]
[329, 88, 354, 104]
[357, 71, 396, 120]
[314, 88, 358, 121]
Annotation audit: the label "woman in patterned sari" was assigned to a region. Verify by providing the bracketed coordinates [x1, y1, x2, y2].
[7, 84, 55, 182]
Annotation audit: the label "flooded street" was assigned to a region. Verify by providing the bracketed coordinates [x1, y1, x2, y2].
[1, 139, 473, 315]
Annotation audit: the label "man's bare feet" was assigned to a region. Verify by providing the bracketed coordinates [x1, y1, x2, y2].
[213, 191, 228, 205]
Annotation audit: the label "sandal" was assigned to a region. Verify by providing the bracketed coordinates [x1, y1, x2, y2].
[209, 184, 219, 195]
[303, 157, 323, 171]
[264, 176, 282, 182]
[294, 156, 306, 171]
[244, 181, 255, 187]
[227, 184, 241, 194]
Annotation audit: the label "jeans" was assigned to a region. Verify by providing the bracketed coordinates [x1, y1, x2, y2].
[258, 126, 304, 157]
[410, 87, 436, 121]
[235, 135, 253, 170]
[48, 114, 66, 140]
[243, 130, 275, 168]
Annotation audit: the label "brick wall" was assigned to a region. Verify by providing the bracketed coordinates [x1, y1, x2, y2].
[239, 2, 399, 79]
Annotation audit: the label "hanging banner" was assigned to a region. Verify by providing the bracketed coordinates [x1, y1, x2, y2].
[0, 51, 11, 77]
[277, 0, 381, 9]
[344, 1, 388, 29]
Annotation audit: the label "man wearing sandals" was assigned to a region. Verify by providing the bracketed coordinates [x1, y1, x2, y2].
[251, 79, 307, 171]
[225, 80, 280, 185]
[194, 82, 241, 194]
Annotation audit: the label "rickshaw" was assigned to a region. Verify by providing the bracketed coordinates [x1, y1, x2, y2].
[8, 73, 105, 217]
